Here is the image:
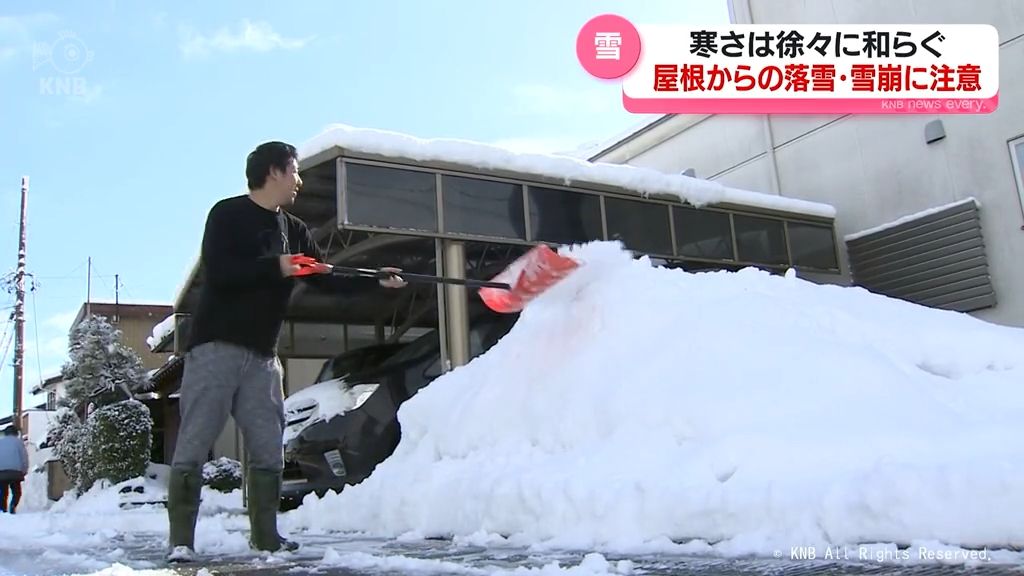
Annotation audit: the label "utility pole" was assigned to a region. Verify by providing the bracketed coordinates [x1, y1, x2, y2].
[114, 273, 119, 324]
[86, 257, 91, 317]
[13, 176, 28, 425]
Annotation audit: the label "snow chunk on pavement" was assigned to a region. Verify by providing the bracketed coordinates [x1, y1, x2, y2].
[320, 549, 633, 575]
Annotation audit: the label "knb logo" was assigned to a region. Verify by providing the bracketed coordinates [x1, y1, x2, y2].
[33, 30, 95, 97]
[791, 546, 816, 560]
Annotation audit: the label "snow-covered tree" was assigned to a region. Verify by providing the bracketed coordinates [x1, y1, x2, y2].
[84, 400, 152, 488]
[48, 314, 155, 493]
[47, 407, 88, 490]
[60, 314, 150, 412]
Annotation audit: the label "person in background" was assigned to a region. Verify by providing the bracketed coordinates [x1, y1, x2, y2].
[0, 425, 29, 514]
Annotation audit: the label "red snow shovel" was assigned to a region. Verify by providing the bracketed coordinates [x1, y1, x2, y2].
[476, 245, 579, 313]
[291, 244, 578, 314]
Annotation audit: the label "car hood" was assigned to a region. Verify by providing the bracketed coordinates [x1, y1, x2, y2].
[283, 378, 380, 445]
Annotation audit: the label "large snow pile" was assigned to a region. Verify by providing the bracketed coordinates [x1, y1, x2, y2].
[289, 241, 1024, 556]
[298, 124, 835, 218]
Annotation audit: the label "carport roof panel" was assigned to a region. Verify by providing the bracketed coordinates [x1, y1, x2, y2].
[297, 124, 836, 220]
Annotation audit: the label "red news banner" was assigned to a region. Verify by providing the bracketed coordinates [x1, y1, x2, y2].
[576, 19, 999, 114]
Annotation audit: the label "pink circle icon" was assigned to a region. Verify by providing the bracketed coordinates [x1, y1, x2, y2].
[576, 14, 641, 80]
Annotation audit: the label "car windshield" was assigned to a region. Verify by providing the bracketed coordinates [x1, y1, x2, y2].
[343, 316, 516, 379]
[316, 345, 404, 383]
[376, 331, 440, 368]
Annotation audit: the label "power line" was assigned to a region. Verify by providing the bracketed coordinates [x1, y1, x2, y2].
[30, 281, 43, 388]
[117, 276, 138, 302]
[30, 274, 119, 281]
[88, 261, 118, 301]
[0, 321, 13, 375]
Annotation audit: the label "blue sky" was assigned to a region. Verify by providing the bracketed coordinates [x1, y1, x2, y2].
[0, 1, 731, 414]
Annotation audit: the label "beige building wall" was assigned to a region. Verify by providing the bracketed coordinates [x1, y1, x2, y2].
[593, 0, 1024, 327]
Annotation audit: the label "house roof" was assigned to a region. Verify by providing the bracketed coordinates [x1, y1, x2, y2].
[150, 354, 185, 394]
[72, 302, 174, 330]
[30, 372, 64, 395]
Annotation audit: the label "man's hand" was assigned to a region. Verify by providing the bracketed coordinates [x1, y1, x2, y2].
[280, 254, 301, 277]
[378, 267, 407, 288]
[280, 254, 330, 277]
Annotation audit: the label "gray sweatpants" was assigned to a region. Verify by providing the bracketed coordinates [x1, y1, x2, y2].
[171, 341, 285, 473]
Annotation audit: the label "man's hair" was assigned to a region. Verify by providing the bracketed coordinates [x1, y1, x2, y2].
[3, 425, 17, 436]
[246, 141, 298, 191]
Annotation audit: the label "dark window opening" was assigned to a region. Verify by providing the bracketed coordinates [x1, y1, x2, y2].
[344, 163, 437, 232]
[787, 222, 838, 269]
[734, 215, 788, 265]
[528, 186, 603, 245]
[605, 197, 673, 255]
[442, 176, 526, 240]
[673, 207, 735, 260]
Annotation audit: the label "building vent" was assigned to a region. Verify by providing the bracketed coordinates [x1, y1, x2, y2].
[844, 198, 996, 312]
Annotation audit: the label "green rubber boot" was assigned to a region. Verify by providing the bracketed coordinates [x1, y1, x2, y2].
[246, 468, 299, 553]
[166, 466, 203, 562]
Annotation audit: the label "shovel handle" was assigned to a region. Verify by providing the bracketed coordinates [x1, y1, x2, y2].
[330, 265, 511, 290]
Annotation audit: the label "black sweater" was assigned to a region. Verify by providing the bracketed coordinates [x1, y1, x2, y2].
[187, 195, 377, 357]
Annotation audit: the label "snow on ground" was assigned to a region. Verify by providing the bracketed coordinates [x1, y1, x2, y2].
[6, 240, 1024, 573]
[0, 479, 251, 575]
[317, 549, 635, 575]
[288, 240, 1024, 560]
[297, 124, 835, 218]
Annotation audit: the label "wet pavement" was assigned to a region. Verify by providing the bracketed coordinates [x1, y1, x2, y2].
[4, 530, 1024, 576]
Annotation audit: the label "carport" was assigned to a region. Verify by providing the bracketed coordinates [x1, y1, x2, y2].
[152, 124, 839, 463]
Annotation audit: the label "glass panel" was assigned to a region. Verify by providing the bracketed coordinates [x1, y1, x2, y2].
[605, 197, 672, 254]
[1015, 140, 1024, 178]
[344, 163, 437, 232]
[734, 215, 788, 265]
[528, 186, 603, 245]
[673, 206, 735, 260]
[297, 160, 336, 200]
[289, 323, 349, 357]
[787, 222, 838, 269]
[442, 175, 525, 239]
[1014, 141, 1024, 219]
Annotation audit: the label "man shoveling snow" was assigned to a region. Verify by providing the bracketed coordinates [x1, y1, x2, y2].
[165, 141, 408, 563]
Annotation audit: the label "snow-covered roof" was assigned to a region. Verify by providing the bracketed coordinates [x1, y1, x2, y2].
[298, 124, 836, 219]
[845, 197, 980, 242]
[146, 314, 176, 351]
